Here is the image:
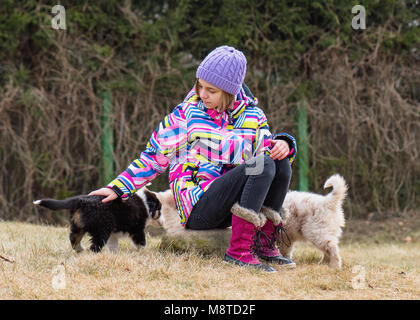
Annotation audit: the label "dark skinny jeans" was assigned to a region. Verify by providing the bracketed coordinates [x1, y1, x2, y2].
[186, 155, 292, 230]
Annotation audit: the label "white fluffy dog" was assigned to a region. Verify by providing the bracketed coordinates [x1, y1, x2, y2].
[278, 174, 347, 269]
[151, 173, 347, 269]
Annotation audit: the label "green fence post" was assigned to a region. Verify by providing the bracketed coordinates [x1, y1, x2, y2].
[297, 100, 309, 191]
[101, 91, 114, 186]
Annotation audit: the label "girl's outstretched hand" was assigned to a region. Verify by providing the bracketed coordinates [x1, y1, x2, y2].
[88, 187, 118, 203]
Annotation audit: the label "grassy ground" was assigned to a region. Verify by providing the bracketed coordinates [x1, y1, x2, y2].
[0, 215, 419, 300]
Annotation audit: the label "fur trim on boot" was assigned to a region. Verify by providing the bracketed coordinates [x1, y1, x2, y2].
[261, 206, 283, 226]
[231, 203, 266, 227]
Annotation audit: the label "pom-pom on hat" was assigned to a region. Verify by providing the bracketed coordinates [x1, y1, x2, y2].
[196, 46, 247, 96]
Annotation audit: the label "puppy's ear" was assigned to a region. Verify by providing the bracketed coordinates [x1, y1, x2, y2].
[144, 189, 162, 220]
[147, 201, 156, 217]
[148, 201, 161, 220]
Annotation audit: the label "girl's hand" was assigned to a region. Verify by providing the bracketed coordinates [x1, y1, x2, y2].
[269, 139, 290, 160]
[88, 187, 118, 203]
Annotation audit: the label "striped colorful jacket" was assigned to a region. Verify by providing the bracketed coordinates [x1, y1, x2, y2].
[107, 86, 297, 226]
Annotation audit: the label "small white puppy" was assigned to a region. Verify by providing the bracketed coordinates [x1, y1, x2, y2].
[278, 174, 347, 269]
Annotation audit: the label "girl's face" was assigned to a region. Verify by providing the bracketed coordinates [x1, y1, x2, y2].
[197, 79, 223, 110]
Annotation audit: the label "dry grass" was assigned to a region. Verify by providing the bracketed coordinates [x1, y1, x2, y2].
[0, 220, 419, 300]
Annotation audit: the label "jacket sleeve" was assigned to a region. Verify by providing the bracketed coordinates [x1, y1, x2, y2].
[254, 109, 297, 164]
[107, 105, 188, 199]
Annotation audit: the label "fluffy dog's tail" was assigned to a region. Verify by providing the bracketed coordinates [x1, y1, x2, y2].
[323, 174, 347, 211]
[33, 196, 83, 211]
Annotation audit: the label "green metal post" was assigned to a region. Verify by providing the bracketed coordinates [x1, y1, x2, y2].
[297, 100, 309, 191]
[101, 91, 114, 186]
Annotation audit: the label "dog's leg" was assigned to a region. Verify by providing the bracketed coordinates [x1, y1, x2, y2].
[89, 231, 111, 253]
[70, 224, 85, 253]
[321, 252, 330, 264]
[278, 241, 294, 260]
[276, 228, 295, 259]
[320, 240, 341, 269]
[327, 243, 341, 269]
[130, 230, 146, 249]
[90, 238, 107, 253]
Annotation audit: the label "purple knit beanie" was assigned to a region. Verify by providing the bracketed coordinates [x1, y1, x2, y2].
[196, 45, 247, 96]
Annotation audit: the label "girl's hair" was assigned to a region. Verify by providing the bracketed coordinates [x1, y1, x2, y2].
[195, 79, 235, 113]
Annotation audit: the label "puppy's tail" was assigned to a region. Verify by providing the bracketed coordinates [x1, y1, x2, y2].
[33, 196, 82, 211]
[323, 174, 347, 211]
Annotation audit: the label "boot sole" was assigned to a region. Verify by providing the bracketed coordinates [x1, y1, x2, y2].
[258, 255, 297, 269]
[223, 254, 277, 273]
[276, 262, 296, 269]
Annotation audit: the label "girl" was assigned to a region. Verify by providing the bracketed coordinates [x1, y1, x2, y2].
[90, 46, 297, 272]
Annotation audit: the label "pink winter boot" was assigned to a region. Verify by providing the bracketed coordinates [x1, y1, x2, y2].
[224, 203, 276, 272]
[257, 206, 296, 268]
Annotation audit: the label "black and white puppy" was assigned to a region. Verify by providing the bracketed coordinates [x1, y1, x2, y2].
[33, 188, 161, 253]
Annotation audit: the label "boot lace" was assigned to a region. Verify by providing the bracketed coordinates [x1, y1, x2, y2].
[250, 228, 271, 256]
[271, 224, 291, 248]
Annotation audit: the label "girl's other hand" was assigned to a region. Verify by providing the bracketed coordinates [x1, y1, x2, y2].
[269, 139, 290, 160]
